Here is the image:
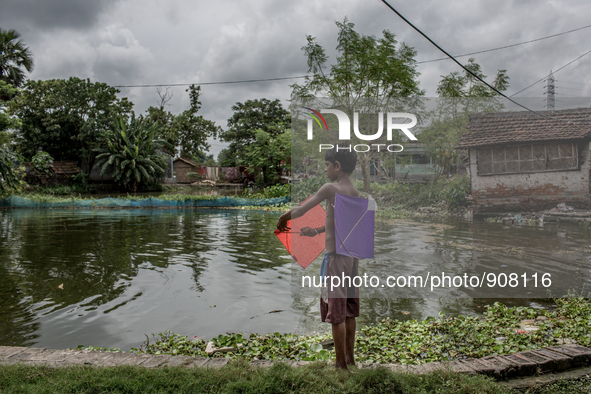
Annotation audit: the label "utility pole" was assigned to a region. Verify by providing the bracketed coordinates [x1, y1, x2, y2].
[545, 70, 555, 110]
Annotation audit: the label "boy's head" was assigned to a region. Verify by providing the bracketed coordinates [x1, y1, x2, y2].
[324, 144, 357, 175]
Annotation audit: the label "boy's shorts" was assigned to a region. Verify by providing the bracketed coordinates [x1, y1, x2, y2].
[320, 252, 360, 324]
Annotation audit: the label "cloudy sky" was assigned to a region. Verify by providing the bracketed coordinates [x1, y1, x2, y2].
[2, 0, 591, 157]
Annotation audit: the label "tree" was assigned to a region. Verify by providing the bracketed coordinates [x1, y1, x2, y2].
[219, 98, 290, 166]
[0, 81, 19, 146]
[146, 85, 220, 160]
[436, 58, 509, 98]
[216, 148, 235, 167]
[242, 126, 291, 186]
[421, 58, 510, 176]
[94, 115, 169, 192]
[292, 18, 424, 191]
[0, 28, 34, 88]
[202, 154, 217, 167]
[9, 77, 133, 172]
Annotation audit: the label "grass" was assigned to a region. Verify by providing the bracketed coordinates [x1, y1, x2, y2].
[523, 376, 591, 393]
[8, 177, 471, 218]
[359, 175, 471, 210]
[0, 360, 510, 394]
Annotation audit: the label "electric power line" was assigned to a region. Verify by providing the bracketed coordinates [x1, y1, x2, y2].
[379, 0, 591, 122]
[112, 75, 308, 89]
[416, 23, 591, 64]
[509, 49, 591, 96]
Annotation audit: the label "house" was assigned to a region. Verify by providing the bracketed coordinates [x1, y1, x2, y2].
[458, 108, 591, 212]
[173, 157, 201, 184]
[392, 143, 437, 183]
[26, 161, 81, 185]
[354, 143, 436, 183]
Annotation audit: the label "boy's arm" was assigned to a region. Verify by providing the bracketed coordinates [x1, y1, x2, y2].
[300, 225, 325, 237]
[276, 184, 332, 231]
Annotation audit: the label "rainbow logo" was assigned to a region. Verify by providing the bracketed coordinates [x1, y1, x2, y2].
[304, 107, 329, 131]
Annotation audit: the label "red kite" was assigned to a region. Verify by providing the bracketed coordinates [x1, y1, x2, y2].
[275, 199, 326, 269]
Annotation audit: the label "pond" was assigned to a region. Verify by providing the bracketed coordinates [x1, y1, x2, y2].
[1, 208, 590, 351]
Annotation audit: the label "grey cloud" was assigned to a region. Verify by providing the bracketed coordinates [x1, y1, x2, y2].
[0, 0, 118, 31]
[6, 0, 591, 158]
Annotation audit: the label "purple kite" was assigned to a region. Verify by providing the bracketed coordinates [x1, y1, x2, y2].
[334, 193, 376, 259]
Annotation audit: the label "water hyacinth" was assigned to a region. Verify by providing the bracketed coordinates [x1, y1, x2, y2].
[90, 298, 591, 365]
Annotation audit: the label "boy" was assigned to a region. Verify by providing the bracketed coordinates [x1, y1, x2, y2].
[277, 145, 359, 371]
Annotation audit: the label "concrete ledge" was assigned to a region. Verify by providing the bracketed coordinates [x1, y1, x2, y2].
[2, 344, 591, 381]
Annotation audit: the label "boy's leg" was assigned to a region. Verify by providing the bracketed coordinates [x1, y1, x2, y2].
[345, 316, 356, 366]
[331, 321, 348, 370]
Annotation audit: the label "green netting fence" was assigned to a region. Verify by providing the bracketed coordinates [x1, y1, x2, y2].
[0, 195, 289, 208]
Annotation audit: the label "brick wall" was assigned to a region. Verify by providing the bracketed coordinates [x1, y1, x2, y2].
[469, 142, 591, 212]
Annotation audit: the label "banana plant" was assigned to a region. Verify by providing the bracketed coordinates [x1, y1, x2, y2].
[0, 148, 20, 193]
[94, 115, 170, 192]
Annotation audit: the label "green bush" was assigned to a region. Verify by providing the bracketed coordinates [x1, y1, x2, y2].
[367, 175, 471, 210]
[31, 151, 53, 175]
[31, 184, 88, 195]
[440, 174, 471, 208]
[0, 148, 23, 193]
[243, 183, 290, 199]
[291, 176, 326, 203]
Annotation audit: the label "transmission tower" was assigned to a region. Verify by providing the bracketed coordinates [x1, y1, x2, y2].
[545, 70, 555, 110]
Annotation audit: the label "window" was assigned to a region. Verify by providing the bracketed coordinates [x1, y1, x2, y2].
[411, 154, 431, 165]
[477, 143, 578, 175]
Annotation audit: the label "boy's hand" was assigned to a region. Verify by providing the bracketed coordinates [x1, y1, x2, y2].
[300, 227, 317, 237]
[276, 211, 291, 232]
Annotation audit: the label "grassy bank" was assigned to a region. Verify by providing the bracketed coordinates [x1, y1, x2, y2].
[8, 177, 470, 218]
[0, 360, 510, 394]
[3, 360, 590, 393]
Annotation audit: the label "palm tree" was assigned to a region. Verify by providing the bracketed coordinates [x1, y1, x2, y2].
[0, 28, 34, 87]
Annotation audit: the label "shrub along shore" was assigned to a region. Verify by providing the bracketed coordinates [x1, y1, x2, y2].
[0, 175, 470, 220]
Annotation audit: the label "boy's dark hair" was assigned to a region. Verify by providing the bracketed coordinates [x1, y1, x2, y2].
[324, 144, 357, 174]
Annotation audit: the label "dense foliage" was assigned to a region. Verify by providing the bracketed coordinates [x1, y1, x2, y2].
[0, 81, 19, 141]
[291, 175, 327, 203]
[219, 98, 290, 167]
[0, 148, 20, 193]
[243, 183, 290, 199]
[31, 151, 53, 175]
[145, 85, 220, 161]
[366, 174, 471, 213]
[9, 77, 133, 172]
[94, 116, 169, 192]
[241, 127, 290, 186]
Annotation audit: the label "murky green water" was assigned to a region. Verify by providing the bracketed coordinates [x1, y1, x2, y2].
[1, 209, 589, 350]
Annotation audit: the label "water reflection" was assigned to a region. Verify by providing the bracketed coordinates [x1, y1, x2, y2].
[0, 209, 589, 350]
